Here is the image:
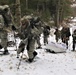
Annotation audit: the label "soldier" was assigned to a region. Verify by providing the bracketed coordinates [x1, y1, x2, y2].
[72, 29, 76, 51]
[17, 17, 39, 62]
[43, 25, 50, 45]
[0, 4, 15, 55]
[54, 28, 61, 42]
[0, 5, 9, 55]
[61, 26, 71, 49]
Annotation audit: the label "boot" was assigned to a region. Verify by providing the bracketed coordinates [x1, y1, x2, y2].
[3, 50, 9, 55]
[28, 51, 38, 63]
[28, 58, 33, 62]
[33, 51, 37, 58]
[72, 49, 75, 51]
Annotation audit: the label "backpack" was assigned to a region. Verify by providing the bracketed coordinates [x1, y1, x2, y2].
[0, 15, 4, 28]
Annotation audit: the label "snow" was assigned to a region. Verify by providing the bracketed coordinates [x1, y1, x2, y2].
[70, 17, 76, 23]
[71, 4, 76, 7]
[0, 25, 76, 75]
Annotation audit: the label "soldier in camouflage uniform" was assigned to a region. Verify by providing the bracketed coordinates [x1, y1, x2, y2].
[61, 27, 71, 49]
[43, 25, 50, 45]
[17, 17, 39, 62]
[72, 29, 76, 51]
[0, 4, 14, 55]
[0, 5, 9, 54]
[54, 28, 61, 42]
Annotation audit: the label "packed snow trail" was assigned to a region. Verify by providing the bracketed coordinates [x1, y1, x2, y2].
[0, 25, 76, 75]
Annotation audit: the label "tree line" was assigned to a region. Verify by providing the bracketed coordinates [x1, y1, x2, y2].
[0, 0, 74, 27]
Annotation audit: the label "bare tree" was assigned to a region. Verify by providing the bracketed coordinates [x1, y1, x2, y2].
[55, 0, 60, 28]
[26, 0, 28, 9]
[15, 0, 21, 28]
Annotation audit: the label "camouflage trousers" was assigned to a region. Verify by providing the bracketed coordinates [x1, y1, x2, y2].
[0, 30, 8, 50]
[17, 37, 36, 59]
[27, 37, 35, 59]
[36, 36, 41, 47]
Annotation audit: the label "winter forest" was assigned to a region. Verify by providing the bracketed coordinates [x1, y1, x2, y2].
[0, 0, 76, 75]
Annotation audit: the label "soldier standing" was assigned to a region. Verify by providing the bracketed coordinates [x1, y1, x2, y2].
[54, 28, 61, 42]
[72, 29, 76, 51]
[0, 3, 15, 55]
[43, 25, 50, 45]
[0, 5, 9, 55]
[61, 26, 71, 49]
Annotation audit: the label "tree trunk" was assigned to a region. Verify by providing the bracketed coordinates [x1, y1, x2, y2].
[26, 0, 28, 9]
[37, 1, 39, 12]
[59, 8, 64, 25]
[55, 0, 60, 28]
[15, 0, 21, 28]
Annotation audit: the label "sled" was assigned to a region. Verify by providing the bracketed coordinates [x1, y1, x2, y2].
[44, 42, 67, 53]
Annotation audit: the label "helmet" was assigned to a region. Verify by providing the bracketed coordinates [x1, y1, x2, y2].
[3, 5, 9, 13]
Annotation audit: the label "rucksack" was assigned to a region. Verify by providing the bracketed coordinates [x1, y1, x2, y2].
[0, 15, 4, 28]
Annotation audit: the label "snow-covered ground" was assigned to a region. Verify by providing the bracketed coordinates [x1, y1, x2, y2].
[0, 25, 76, 75]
